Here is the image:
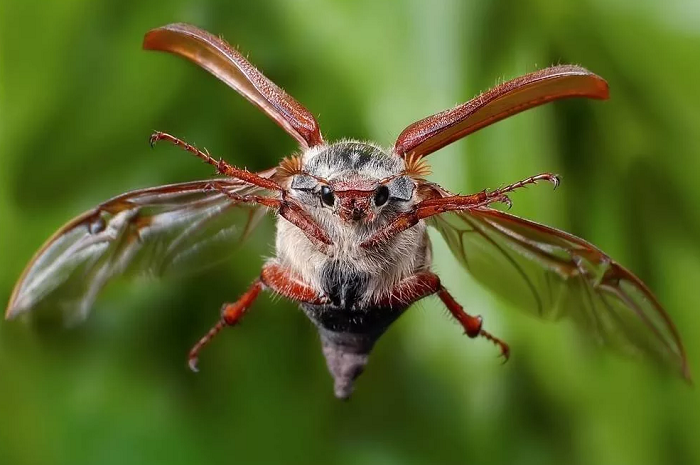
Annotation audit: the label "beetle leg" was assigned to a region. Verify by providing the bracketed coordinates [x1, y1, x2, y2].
[361, 173, 559, 249]
[437, 287, 510, 361]
[189, 263, 331, 372]
[188, 279, 263, 372]
[372, 272, 509, 360]
[277, 199, 334, 253]
[483, 172, 559, 200]
[150, 131, 282, 192]
[207, 182, 333, 253]
[260, 262, 330, 305]
[360, 193, 504, 249]
[263, 267, 442, 308]
[374, 271, 442, 307]
[149, 133, 334, 253]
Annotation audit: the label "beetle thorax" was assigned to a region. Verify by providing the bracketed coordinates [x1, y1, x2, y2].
[274, 140, 430, 307]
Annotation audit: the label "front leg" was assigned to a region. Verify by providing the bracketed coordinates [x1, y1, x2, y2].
[150, 131, 282, 192]
[377, 271, 510, 360]
[208, 181, 333, 254]
[277, 198, 334, 254]
[150, 132, 333, 252]
[361, 173, 559, 249]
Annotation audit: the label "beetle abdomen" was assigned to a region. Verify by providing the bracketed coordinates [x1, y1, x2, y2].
[301, 302, 409, 399]
[318, 328, 372, 400]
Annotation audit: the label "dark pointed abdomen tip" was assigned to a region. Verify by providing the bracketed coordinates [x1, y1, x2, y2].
[318, 329, 375, 400]
[323, 344, 367, 400]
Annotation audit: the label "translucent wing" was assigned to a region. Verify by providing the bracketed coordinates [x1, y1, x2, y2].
[7, 177, 272, 324]
[394, 65, 609, 159]
[431, 208, 689, 379]
[143, 23, 324, 149]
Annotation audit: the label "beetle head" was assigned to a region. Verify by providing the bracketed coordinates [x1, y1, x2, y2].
[288, 141, 417, 225]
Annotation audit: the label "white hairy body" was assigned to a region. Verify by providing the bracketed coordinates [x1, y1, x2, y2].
[274, 213, 430, 304]
[273, 140, 432, 307]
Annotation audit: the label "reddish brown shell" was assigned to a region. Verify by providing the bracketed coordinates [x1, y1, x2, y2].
[144, 23, 324, 149]
[394, 65, 609, 158]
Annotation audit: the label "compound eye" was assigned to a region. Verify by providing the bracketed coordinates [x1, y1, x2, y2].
[374, 185, 390, 207]
[320, 185, 335, 206]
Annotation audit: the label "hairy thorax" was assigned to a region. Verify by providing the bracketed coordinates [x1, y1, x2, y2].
[275, 214, 430, 306]
[272, 140, 432, 309]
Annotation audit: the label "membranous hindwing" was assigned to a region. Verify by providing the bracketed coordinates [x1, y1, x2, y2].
[431, 209, 688, 378]
[8, 178, 271, 325]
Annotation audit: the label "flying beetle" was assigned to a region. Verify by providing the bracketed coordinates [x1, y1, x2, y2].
[6, 23, 689, 399]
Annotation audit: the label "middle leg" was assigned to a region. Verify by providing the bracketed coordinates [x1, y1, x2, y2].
[189, 264, 331, 372]
[437, 287, 510, 361]
[376, 271, 510, 361]
[188, 279, 264, 372]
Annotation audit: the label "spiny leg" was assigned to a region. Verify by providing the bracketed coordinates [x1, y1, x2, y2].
[149, 131, 282, 192]
[260, 262, 330, 304]
[437, 286, 510, 361]
[206, 181, 333, 252]
[188, 279, 263, 372]
[483, 173, 559, 208]
[190, 265, 329, 370]
[362, 172, 560, 249]
[374, 271, 441, 308]
[151, 132, 333, 254]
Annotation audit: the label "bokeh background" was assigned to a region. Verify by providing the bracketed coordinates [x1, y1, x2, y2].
[2, 1, 700, 464]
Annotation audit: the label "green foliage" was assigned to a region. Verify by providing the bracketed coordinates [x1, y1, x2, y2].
[1, 1, 699, 464]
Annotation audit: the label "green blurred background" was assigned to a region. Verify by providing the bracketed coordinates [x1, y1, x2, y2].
[1, 0, 699, 464]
